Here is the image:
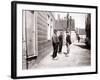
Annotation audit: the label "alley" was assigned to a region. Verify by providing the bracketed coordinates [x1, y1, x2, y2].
[31, 41, 91, 69]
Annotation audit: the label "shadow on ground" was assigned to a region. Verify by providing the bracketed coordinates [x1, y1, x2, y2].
[74, 43, 90, 50]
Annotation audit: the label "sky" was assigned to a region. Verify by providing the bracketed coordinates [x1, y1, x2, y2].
[53, 12, 87, 29]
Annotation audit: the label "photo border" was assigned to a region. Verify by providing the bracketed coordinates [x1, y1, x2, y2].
[11, 1, 98, 79]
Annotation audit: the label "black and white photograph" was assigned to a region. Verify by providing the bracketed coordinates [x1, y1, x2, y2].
[11, 1, 97, 79]
[22, 11, 91, 69]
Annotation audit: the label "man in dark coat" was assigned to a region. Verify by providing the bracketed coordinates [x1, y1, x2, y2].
[52, 30, 59, 60]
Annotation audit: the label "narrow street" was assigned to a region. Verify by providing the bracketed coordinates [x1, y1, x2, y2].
[31, 40, 91, 69]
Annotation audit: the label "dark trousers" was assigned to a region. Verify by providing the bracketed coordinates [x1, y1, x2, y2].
[52, 42, 58, 58]
[58, 42, 63, 52]
[66, 42, 70, 54]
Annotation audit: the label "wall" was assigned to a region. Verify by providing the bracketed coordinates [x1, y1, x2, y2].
[47, 12, 55, 40]
[22, 11, 54, 69]
[36, 11, 53, 64]
[22, 11, 37, 69]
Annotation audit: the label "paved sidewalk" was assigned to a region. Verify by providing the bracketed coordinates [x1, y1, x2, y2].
[31, 41, 90, 69]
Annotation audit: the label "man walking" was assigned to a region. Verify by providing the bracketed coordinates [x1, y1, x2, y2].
[52, 30, 59, 60]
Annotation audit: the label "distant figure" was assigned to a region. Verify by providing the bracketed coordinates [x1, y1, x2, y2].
[76, 34, 80, 42]
[58, 32, 63, 54]
[65, 32, 71, 56]
[52, 30, 59, 60]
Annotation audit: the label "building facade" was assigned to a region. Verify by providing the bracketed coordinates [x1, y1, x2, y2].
[22, 11, 55, 69]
